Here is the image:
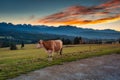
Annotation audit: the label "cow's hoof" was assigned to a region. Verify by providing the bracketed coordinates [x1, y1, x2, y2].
[48, 57, 53, 61]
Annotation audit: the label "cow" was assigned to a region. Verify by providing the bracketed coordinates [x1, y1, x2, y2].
[37, 40, 63, 60]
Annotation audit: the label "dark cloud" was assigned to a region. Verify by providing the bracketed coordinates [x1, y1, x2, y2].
[98, 0, 120, 8]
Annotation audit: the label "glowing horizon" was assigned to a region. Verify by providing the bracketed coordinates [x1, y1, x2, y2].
[0, 0, 120, 31]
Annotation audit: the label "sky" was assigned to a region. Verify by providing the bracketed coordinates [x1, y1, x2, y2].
[0, 0, 120, 31]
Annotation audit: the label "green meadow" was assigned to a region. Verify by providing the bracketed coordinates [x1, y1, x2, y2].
[0, 44, 120, 80]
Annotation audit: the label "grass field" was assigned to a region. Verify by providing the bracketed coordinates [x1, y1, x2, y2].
[0, 44, 120, 80]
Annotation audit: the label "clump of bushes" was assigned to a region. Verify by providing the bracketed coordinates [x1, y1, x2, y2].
[9, 42, 17, 50]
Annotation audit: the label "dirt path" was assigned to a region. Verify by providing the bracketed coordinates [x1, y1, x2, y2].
[9, 54, 120, 80]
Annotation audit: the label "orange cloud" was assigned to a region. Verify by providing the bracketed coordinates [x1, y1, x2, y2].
[37, 15, 120, 26]
[90, 15, 120, 24]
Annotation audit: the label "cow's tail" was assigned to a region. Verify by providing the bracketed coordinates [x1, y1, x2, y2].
[60, 48, 63, 55]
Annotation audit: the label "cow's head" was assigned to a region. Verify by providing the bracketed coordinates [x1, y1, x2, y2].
[36, 40, 43, 48]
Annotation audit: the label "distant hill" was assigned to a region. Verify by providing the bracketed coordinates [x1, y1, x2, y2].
[0, 22, 120, 43]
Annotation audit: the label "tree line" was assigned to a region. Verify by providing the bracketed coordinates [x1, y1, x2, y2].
[0, 37, 120, 50]
[62, 37, 82, 45]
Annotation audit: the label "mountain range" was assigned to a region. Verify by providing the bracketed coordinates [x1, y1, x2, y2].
[0, 22, 120, 42]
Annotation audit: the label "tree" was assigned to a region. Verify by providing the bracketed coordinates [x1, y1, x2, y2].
[73, 37, 83, 44]
[118, 38, 120, 43]
[62, 38, 71, 45]
[74, 37, 80, 44]
[62, 38, 65, 44]
[65, 39, 71, 45]
[79, 37, 83, 44]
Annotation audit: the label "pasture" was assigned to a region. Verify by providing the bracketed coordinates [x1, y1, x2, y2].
[0, 44, 120, 80]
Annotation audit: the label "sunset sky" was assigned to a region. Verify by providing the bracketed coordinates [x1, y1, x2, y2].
[0, 0, 120, 31]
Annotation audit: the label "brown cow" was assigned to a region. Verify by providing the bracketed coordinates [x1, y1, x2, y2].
[37, 40, 63, 59]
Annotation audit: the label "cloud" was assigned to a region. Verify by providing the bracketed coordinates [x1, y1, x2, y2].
[35, 0, 120, 26]
[98, 0, 120, 8]
[37, 15, 120, 27]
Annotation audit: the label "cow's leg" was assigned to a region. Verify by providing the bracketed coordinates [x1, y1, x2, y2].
[47, 50, 52, 57]
[47, 50, 53, 61]
[60, 48, 62, 55]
